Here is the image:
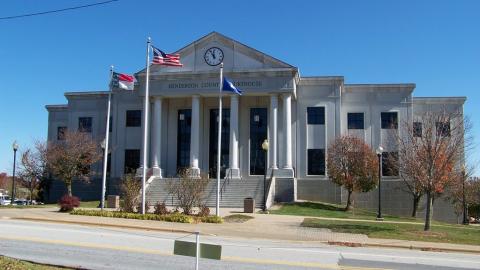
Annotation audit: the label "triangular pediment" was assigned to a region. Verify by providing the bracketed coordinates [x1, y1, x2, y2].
[138, 32, 295, 75]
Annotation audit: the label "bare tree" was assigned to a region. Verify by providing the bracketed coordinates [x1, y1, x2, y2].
[46, 131, 102, 197]
[446, 168, 480, 221]
[165, 168, 210, 215]
[327, 135, 379, 211]
[18, 141, 47, 204]
[394, 109, 471, 231]
[0, 172, 7, 190]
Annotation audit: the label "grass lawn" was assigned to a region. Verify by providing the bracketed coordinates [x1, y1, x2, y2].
[302, 218, 480, 246]
[0, 256, 72, 270]
[270, 201, 420, 222]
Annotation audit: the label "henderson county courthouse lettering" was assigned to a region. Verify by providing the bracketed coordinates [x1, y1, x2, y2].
[46, 32, 466, 222]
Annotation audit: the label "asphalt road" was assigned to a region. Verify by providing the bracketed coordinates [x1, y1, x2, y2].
[0, 219, 479, 270]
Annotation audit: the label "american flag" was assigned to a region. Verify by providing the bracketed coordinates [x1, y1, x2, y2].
[152, 46, 183, 66]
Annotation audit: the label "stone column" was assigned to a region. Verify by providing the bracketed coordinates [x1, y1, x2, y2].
[283, 93, 293, 169]
[190, 95, 201, 176]
[226, 94, 240, 179]
[151, 97, 163, 177]
[269, 94, 278, 170]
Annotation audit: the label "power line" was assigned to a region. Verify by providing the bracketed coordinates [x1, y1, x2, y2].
[0, 0, 119, 20]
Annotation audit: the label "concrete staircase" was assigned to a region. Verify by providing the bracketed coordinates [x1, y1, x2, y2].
[146, 177, 270, 208]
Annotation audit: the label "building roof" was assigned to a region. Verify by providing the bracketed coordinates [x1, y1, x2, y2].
[413, 96, 466, 105]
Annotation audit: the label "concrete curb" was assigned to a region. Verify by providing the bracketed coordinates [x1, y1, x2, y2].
[327, 241, 480, 255]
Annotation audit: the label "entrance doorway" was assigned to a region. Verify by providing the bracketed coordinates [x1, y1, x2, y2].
[209, 109, 230, 178]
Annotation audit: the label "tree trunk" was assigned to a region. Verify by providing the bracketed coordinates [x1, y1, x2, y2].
[424, 191, 433, 231]
[412, 195, 420, 218]
[346, 191, 354, 211]
[66, 181, 73, 197]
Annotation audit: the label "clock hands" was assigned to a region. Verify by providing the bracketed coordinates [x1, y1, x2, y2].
[211, 49, 216, 59]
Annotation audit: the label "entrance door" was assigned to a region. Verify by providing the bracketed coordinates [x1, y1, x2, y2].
[177, 109, 191, 173]
[209, 109, 230, 178]
[250, 108, 268, 175]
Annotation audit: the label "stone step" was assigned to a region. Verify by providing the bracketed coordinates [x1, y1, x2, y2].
[146, 178, 269, 208]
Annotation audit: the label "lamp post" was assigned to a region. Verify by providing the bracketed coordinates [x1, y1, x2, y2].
[261, 139, 269, 212]
[462, 166, 469, 225]
[376, 146, 384, 221]
[11, 141, 19, 205]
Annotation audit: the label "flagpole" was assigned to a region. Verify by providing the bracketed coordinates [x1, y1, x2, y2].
[101, 65, 114, 210]
[141, 37, 151, 215]
[216, 63, 223, 217]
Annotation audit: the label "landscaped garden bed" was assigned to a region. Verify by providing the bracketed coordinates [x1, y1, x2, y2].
[70, 208, 223, 224]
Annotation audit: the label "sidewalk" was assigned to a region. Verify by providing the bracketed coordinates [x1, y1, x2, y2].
[1, 207, 479, 254]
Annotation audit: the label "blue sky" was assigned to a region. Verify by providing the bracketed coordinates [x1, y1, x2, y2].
[0, 0, 479, 175]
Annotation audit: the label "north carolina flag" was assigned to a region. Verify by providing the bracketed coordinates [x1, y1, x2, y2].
[111, 72, 135, 90]
[222, 77, 242, 95]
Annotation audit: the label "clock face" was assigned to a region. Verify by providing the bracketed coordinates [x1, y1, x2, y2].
[204, 47, 224, 66]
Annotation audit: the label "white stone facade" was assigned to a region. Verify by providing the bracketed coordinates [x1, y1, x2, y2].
[45, 32, 466, 222]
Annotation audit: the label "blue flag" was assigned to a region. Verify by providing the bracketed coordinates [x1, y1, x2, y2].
[222, 77, 242, 95]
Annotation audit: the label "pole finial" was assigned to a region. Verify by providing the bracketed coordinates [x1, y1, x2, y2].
[147, 36, 151, 43]
[220, 62, 224, 68]
[110, 65, 114, 71]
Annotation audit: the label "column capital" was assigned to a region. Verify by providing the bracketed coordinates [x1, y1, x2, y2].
[282, 92, 292, 98]
[153, 96, 163, 101]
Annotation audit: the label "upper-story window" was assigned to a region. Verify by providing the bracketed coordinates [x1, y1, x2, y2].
[307, 107, 325, 125]
[436, 121, 450, 137]
[381, 112, 398, 129]
[109, 116, 112, 132]
[78, 117, 92, 132]
[347, 113, 364, 129]
[413, 122, 422, 137]
[57, 126, 67, 140]
[126, 110, 141, 127]
[382, 152, 399, 176]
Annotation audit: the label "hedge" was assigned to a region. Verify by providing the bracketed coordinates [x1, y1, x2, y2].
[70, 209, 223, 224]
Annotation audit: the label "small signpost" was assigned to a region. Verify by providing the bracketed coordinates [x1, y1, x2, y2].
[174, 232, 222, 270]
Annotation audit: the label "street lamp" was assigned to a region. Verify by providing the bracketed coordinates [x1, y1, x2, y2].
[376, 146, 384, 221]
[11, 141, 19, 205]
[261, 139, 269, 212]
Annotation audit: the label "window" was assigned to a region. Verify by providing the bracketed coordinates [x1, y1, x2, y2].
[106, 153, 111, 175]
[78, 117, 92, 132]
[109, 116, 112, 132]
[436, 122, 450, 137]
[250, 108, 268, 175]
[347, 113, 364, 129]
[413, 122, 422, 137]
[307, 107, 325, 125]
[126, 110, 141, 127]
[308, 149, 325, 175]
[382, 152, 398, 176]
[57, 126, 67, 140]
[177, 109, 191, 170]
[209, 109, 230, 178]
[124, 149, 140, 174]
[381, 112, 398, 129]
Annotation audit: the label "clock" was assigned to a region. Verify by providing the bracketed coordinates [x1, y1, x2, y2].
[204, 47, 224, 66]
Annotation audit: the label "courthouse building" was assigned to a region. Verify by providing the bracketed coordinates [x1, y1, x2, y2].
[46, 32, 465, 222]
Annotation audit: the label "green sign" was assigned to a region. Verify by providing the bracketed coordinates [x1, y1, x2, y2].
[173, 240, 222, 260]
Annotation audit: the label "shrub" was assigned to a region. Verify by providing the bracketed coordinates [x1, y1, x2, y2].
[70, 209, 194, 223]
[200, 215, 223, 224]
[165, 168, 209, 215]
[120, 174, 141, 213]
[137, 200, 151, 213]
[154, 202, 169, 215]
[198, 205, 210, 217]
[58, 195, 80, 212]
